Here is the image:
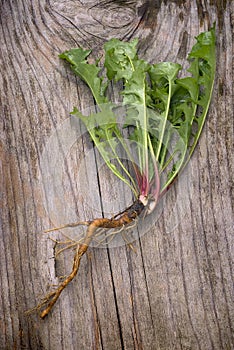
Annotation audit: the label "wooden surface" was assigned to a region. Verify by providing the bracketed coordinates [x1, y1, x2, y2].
[0, 1, 233, 349]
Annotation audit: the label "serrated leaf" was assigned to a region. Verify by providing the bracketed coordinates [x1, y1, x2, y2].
[104, 38, 138, 81]
[60, 48, 108, 105]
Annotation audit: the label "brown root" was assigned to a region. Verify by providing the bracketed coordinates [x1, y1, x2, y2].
[34, 198, 146, 318]
[40, 244, 84, 318]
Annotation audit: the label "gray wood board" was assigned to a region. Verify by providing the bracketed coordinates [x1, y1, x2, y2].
[0, 1, 233, 349]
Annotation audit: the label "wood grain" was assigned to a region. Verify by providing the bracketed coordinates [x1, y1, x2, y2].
[0, 0, 233, 349]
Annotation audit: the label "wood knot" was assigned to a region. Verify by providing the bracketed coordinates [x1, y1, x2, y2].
[89, 4, 137, 28]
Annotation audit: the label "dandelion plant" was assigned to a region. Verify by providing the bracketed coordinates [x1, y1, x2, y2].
[35, 25, 216, 318]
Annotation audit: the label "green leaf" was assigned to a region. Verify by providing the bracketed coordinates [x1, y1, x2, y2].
[59, 48, 108, 105]
[159, 24, 216, 190]
[104, 38, 138, 81]
[150, 62, 182, 81]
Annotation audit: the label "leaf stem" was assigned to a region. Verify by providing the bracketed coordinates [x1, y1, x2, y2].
[155, 80, 172, 162]
[106, 129, 139, 195]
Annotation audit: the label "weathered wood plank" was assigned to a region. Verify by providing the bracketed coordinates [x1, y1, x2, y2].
[0, 0, 233, 349]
